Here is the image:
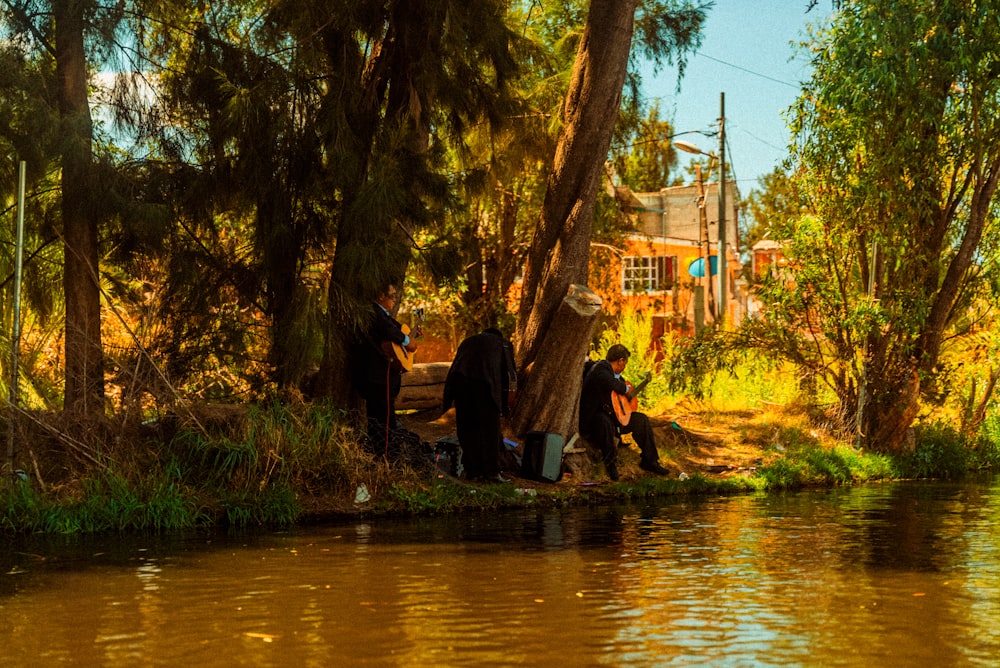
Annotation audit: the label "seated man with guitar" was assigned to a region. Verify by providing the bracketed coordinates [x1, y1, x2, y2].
[357, 283, 422, 459]
[579, 344, 670, 481]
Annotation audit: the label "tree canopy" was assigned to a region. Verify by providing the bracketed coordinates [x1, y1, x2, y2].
[742, 0, 1000, 452]
[0, 0, 708, 448]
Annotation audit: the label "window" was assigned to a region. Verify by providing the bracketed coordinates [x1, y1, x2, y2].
[622, 255, 676, 293]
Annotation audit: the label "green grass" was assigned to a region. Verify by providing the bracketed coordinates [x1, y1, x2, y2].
[3, 371, 999, 535]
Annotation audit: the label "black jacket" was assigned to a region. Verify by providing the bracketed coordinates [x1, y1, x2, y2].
[355, 303, 408, 390]
[579, 359, 628, 435]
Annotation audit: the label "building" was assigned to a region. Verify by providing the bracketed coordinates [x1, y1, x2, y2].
[595, 179, 744, 337]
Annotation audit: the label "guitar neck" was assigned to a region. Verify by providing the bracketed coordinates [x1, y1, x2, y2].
[409, 309, 425, 337]
[627, 374, 652, 401]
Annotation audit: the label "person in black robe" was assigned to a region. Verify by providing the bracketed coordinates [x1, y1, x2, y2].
[579, 344, 670, 481]
[442, 328, 517, 482]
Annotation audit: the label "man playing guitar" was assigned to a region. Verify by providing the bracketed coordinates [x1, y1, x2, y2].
[358, 283, 421, 458]
[579, 344, 670, 481]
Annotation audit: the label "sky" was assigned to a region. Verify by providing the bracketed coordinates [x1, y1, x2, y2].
[642, 0, 833, 196]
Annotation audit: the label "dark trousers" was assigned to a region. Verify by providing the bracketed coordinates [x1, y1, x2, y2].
[454, 380, 503, 479]
[586, 411, 660, 471]
[622, 411, 660, 467]
[364, 380, 398, 457]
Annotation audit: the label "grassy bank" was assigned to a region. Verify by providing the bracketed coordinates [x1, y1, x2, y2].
[3, 393, 999, 535]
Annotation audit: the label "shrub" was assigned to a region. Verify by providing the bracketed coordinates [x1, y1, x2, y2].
[897, 421, 969, 479]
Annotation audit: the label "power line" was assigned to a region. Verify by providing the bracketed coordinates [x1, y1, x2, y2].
[696, 52, 802, 90]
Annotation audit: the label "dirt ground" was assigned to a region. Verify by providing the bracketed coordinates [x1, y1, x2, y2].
[398, 401, 770, 482]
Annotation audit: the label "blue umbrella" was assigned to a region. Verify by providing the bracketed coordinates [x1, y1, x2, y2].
[687, 256, 718, 278]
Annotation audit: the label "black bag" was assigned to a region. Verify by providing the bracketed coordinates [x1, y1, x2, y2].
[522, 431, 564, 483]
[434, 435, 464, 477]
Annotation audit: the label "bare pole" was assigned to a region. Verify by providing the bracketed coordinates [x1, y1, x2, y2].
[695, 163, 714, 325]
[7, 160, 26, 472]
[717, 92, 727, 326]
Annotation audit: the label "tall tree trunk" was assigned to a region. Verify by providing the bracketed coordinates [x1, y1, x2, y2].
[316, 2, 437, 406]
[258, 192, 304, 390]
[865, 158, 1000, 452]
[56, 0, 104, 417]
[511, 0, 638, 437]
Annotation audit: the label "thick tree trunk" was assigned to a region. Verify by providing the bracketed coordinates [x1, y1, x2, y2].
[259, 194, 305, 390]
[56, 1, 105, 417]
[511, 0, 638, 436]
[316, 3, 437, 408]
[865, 160, 1000, 453]
[509, 284, 602, 439]
[516, 0, 638, 364]
[917, 160, 1000, 368]
[866, 369, 921, 453]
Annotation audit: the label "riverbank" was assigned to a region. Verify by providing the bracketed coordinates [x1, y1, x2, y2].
[295, 399, 860, 522]
[399, 401, 777, 481]
[5, 397, 988, 534]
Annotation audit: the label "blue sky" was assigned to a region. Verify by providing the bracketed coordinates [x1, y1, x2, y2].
[641, 1, 832, 196]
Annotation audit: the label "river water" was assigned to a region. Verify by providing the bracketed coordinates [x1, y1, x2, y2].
[2, 478, 998, 666]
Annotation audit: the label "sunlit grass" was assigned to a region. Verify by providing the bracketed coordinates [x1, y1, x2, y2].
[4, 339, 1000, 535]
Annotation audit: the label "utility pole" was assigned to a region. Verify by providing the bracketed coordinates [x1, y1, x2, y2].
[694, 163, 715, 320]
[717, 92, 727, 327]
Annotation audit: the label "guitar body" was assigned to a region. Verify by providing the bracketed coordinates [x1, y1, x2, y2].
[384, 309, 424, 373]
[388, 324, 415, 372]
[611, 382, 639, 426]
[610, 372, 651, 426]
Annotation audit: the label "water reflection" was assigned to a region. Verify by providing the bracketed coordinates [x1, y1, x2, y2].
[1, 479, 999, 666]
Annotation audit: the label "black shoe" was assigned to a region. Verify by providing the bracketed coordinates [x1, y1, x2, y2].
[606, 463, 620, 481]
[640, 461, 671, 476]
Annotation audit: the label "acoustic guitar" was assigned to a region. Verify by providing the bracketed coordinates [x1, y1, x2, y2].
[611, 371, 652, 426]
[386, 308, 424, 373]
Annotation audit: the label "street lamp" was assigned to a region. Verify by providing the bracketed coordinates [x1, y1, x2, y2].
[674, 92, 727, 326]
[673, 139, 709, 157]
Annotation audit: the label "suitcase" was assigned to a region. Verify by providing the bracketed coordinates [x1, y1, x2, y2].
[522, 431, 564, 482]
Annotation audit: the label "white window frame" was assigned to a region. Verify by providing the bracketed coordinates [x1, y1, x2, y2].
[622, 255, 676, 293]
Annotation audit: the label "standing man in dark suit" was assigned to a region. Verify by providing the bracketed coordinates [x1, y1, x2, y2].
[443, 328, 517, 482]
[579, 344, 670, 481]
[357, 283, 419, 458]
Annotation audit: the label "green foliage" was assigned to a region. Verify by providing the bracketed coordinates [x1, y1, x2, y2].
[742, 167, 806, 254]
[166, 400, 362, 497]
[745, 0, 1000, 452]
[385, 482, 484, 514]
[755, 459, 808, 490]
[755, 444, 896, 489]
[971, 415, 1000, 471]
[897, 421, 973, 480]
[0, 467, 209, 534]
[890, 416, 1000, 479]
[595, 310, 817, 412]
[709, 357, 802, 408]
[732, 418, 899, 489]
[662, 327, 749, 401]
[0, 482, 43, 532]
[218, 483, 298, 527]
[803, 446, 893, 484]
[611, 102, 678, 192]
[0, 402, 375, 533]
